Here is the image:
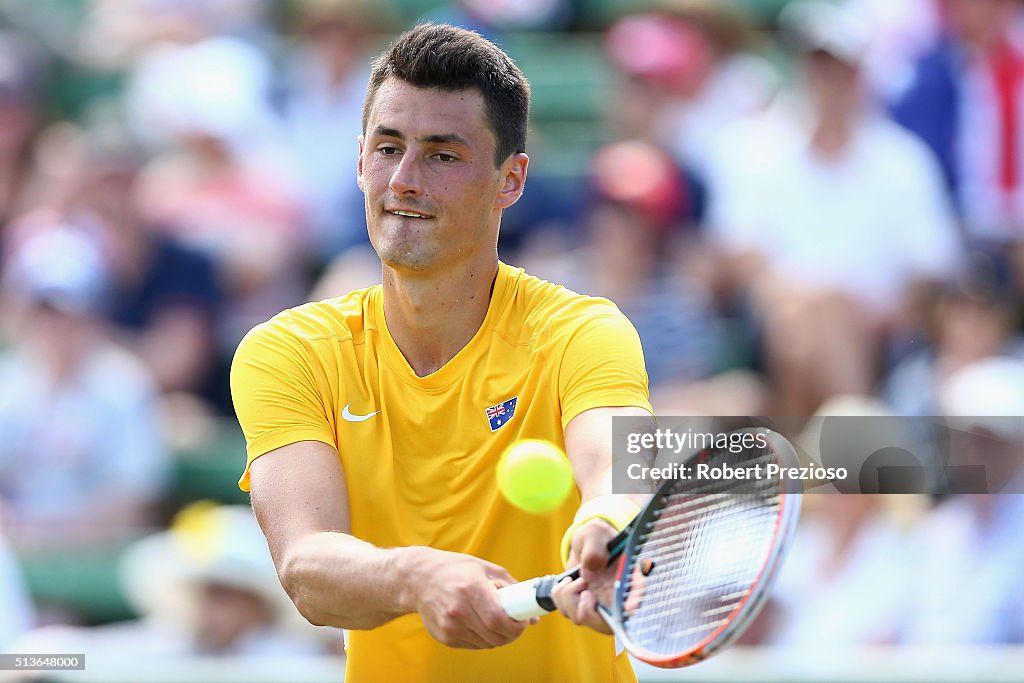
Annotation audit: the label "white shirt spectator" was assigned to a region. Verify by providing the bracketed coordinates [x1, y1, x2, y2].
[769, 507, 915, 647]
[0, 344, 167, 529]
[898, 495, 1024, 644]
[709, 106, 962, 314]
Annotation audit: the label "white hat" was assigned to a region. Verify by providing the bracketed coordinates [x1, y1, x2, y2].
[780, 0, 872, 66]
[2, 223, 110, 315]
[939, 357, 1024, 442]
[119, 504, 296, 628]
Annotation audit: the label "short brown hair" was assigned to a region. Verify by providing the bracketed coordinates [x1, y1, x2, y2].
[362, 23, 530, 167]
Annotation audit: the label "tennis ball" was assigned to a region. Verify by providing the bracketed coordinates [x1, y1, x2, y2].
[497, 439, 574, 514]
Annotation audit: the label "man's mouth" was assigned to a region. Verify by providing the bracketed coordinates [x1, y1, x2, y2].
[387, 209, 432, 219]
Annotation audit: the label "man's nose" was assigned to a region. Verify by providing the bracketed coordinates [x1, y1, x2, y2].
[389, 153, 423, 196]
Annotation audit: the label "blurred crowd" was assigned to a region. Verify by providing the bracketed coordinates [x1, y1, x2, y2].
[1, 0, 1024, 667]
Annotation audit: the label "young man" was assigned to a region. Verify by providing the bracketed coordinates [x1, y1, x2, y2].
[231, 23, 654, 681]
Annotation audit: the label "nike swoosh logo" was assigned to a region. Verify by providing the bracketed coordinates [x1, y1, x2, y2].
[342, 403, 380, 422]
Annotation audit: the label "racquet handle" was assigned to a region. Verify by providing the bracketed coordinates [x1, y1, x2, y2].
[498, 526, 629, 621]
[498, 574, 564, 620]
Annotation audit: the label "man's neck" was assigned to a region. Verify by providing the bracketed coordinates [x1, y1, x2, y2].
[381, 255, 499, 377]
[810, 108, 858, 160]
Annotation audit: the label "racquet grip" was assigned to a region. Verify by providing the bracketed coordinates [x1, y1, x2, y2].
[498, 577, 551, 620]
[498, 572, 572, 620]
[498, 526, 630, 620]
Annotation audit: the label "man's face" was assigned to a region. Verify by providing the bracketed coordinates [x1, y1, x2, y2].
[804, 50, 862, 113]
[358, 78, 527, 273]
[195, 582, 271, 652]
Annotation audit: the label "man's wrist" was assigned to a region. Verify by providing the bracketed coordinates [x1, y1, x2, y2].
[390, 546, 427, 614]
[560, 494, 641, 565]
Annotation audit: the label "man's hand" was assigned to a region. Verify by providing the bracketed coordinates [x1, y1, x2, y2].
[407, 547, 535, 649]
[550, 519, 617, 634]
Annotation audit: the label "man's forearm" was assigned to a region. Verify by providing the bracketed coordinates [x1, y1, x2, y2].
[280, 531, 422, 629]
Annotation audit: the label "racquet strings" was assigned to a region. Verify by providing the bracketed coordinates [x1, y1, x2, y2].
[618, 445, 784, 657]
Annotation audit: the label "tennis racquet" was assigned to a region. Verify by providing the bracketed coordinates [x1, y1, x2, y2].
[497, 427, 802, 668]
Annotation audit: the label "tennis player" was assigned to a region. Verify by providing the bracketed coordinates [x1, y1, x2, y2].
[232, 23, 654, 682]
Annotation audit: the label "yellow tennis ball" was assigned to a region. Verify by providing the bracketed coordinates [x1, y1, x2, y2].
[497, 439, 574, 514]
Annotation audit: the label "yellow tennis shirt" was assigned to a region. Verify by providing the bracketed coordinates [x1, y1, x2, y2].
[232, 262, 652, 682]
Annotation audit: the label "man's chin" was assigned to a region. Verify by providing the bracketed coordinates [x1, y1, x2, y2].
[376, 246, 439, 273]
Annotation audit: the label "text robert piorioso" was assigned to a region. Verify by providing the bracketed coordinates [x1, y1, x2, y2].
[625, 428, 769, 455]
[626, 461, 849, 481]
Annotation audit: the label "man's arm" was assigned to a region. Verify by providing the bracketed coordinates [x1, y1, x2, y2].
[554, 406, 656, 632]
[249, 440, 531, 649]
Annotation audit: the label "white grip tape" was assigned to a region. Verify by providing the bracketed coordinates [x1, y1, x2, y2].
[498, 578, 548, 621]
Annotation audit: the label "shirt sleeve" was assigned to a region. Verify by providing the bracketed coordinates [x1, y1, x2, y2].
[889, 134, 963, 279]
[230, 320, 337, 491]
[556, 306, 653, 429]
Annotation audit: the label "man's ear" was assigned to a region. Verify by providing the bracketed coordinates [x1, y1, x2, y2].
[356, 135, 365, 192]
[495, 153, 529, 210]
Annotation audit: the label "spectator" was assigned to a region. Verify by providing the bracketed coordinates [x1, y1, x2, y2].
[127, 34, 308, 359]
[891, 0, 1024, 243]
[897, 357, 1024, 643]
[767, 396, 928, 647]
[884, 250, 1024, 415]
[768, 494, 921, 647]
[0, 220, 168, 551]
[708, 0, 962, 414]
[76, 128, 222, 403]
[603, 13, 706, 150]
[567, 140, 723, 388]
[275, 0, 380, 258]
[5, 119, 224, 422]
[12, 503, 332, 659]
[606, 2, 776, 184]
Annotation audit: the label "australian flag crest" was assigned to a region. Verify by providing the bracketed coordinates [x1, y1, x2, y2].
[485, 397, 518, 431]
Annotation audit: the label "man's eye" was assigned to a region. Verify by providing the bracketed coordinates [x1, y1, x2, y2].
[435, 153, 456, 162]
[379, 146, 400, 155]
